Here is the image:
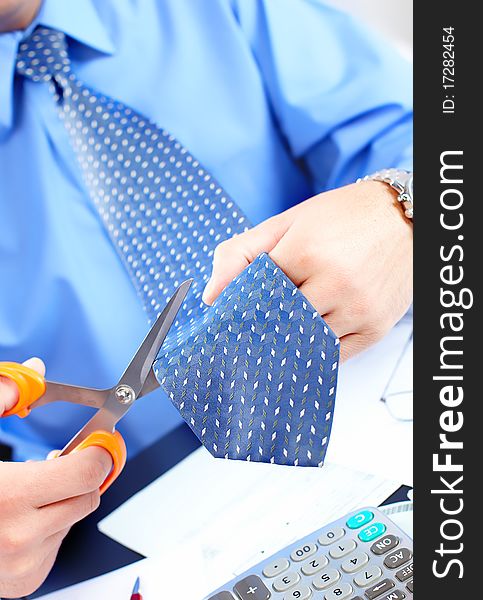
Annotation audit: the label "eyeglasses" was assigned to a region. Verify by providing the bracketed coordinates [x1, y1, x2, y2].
[380, 331, 413, 422]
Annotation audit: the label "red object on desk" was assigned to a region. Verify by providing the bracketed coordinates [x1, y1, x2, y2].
[131, 576, 142, 600]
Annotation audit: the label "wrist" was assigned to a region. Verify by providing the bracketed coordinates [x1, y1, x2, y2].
[359, 169, 414, 221]
[354, 180, 413, 242]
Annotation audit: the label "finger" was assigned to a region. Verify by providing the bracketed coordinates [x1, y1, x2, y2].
[0, 357, 45, 416]
[27, 446, 113, 507]
[298, 279, 354, 339]
[320, 312, 353, 339]
[269, 235, 315, 288]
[23, 356, 46, 376]
[297, 279, 336, 321]
[0, 375, 19, 415]
[39, 490, 101, 535]
[202, 211, 293, 305]
[338, 333, 372, 362]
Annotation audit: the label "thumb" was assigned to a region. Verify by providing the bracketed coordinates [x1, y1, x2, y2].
[0, 357, 45, 416]
[202, 212, 293, 305]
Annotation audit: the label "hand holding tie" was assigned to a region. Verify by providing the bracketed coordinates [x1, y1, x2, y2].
[203, 181, 413, 361]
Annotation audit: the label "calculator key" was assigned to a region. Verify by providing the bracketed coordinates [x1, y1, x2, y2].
[363, 578, 394, 599]
[383, 548, 412, 570]
[301, 554, 329, 576]
[318, 527, 345, 545]
[358, 523, 386, 543]
[341, 551, 369, 573]
[283, 584, 312, 600]
[370, 535, 400, 556]
[353, 564, 383, 588]
[263, 558, 290, 578]
[290, 543, 317, 562]
[346, 510, 374, 529]
[324, 583, 353, 600]
[208, 593, 235, 600]
[329, 538, 357, 559]
[406, 580, 413, 594]
[233, 575, 271, 600]
[395, 563, 413, 582]
[273, 572, 300, 592]
[312, 568, 341, 590]
[379, 591, 405, 600]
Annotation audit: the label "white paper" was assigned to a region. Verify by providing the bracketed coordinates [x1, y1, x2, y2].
[98, 448, 399, 596]
[325, 319, 413, 484]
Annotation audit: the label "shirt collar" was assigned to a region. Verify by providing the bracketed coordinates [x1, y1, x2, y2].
[0, 0, 115, 135]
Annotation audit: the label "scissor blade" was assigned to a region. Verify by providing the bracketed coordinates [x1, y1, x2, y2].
[33, 382, 110, 410]
[60, 280, 192, 456]
[139, 366, 160, 398]
[119, 278, 192, 396]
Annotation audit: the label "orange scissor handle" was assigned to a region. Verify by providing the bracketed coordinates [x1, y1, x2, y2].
[0, 361, 46, 418]
[0, 362, 126, 494]
[70, 430, 127, 494]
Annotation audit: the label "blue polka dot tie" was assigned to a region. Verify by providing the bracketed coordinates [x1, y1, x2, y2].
[16, 27, 340, 467]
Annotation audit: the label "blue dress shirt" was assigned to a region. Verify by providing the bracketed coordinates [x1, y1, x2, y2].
[0, 0, 412, 460]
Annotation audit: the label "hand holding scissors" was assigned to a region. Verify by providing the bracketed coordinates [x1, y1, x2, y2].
[0, 279, 192, 493]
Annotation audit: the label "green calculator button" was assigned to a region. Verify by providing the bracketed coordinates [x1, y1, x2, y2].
[346, 510, 374, 529]
[358, 522, 386, 542]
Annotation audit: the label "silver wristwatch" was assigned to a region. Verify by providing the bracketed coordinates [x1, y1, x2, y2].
[359, 169, 414, 219]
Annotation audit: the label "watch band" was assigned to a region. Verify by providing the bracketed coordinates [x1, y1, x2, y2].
[359, 168, 414, 219]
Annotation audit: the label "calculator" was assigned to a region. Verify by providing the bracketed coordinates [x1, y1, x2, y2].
[205, 506, 413, 600]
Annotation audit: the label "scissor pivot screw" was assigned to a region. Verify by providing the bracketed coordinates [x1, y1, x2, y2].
[115, 384, 136, 405]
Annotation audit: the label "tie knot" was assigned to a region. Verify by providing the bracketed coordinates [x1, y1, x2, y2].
[16, 26, 71, 83]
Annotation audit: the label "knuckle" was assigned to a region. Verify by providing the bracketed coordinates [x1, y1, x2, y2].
[294, 243, 320, 272]
[212, 242, 224, 260]
[2, 528, 33, 557]
[215, 237, 232, 252]
[330, 261, 358, 295]
[80, 459, 107, 490]
[213, 237, 238, 260]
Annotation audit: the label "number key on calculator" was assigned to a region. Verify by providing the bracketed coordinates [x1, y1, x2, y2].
[205, 506, 413, 600]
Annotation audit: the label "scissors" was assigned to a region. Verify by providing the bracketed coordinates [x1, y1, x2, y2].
[0, 279, 192, 493]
